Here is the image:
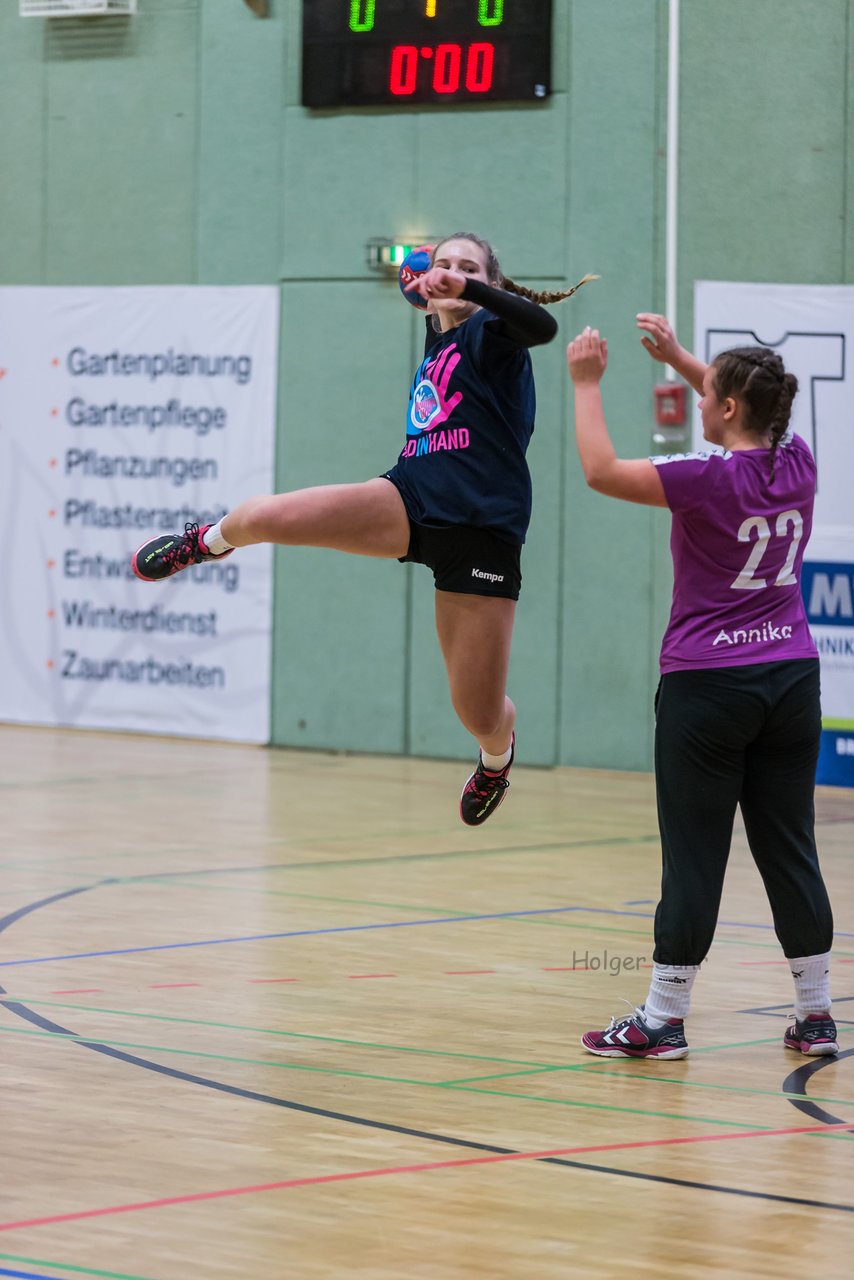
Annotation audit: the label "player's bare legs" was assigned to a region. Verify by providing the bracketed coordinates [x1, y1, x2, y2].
[434, 590, 517, 825]
[434, 591, 516, 749]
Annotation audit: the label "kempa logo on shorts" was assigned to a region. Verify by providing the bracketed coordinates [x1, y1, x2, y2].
[472, 568, 504, 583]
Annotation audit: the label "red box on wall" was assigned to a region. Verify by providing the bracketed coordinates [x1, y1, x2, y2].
[654, 382, 687, 426]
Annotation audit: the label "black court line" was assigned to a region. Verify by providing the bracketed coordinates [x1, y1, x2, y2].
[782, 1053, 854, 1125]
[3, 993, 853, 1215]
[0, 884, 106, 935]
[2, 887, 852, 1216]
[1, 993, 850, 1213]
[737, 999, 854, 1127]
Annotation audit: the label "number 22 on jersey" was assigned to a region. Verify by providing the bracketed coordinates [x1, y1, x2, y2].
[731, 510, 803, 591]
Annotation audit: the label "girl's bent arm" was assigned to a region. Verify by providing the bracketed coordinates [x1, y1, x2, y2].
[461, 279, 558, 348]
[568, 328, 668, 508]
[573, 383, 668, 506]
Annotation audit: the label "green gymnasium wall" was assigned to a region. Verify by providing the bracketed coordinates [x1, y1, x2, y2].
[1, 0, 851, 770]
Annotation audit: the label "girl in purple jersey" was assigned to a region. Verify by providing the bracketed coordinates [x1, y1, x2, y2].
[566, 314, 837, 1060]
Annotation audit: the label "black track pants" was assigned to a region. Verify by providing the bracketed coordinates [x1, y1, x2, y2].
[652, 659, 833, 965]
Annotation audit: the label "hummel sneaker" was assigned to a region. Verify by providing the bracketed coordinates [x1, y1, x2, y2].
[459, 734, 514, 826]
[783, 1012, 839, 1056]
[132, 522, 232, 582]
[581, 1004, 689, 1059]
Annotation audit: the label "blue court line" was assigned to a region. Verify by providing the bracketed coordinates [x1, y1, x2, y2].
[576, 907, 854, 939]
[0, 904, 583, 967]
[0, 1268, 67, 1280]
[1, 902, 851, 970]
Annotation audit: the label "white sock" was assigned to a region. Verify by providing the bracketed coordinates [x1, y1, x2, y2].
[643, 964, 699, 1026]
[202, 520, 235, 556]
[788, 952, 831, 1019]
[481, 744, 512, 772]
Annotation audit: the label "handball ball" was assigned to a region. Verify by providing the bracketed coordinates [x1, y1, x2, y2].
[398, 245, 434, 309]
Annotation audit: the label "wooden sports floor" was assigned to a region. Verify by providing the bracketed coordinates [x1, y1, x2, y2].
[1, 724, 853, 1280]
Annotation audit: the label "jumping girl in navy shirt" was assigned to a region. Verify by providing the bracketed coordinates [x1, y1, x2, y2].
[132, 232, 593, 825]
[567, 314, 837, 1059]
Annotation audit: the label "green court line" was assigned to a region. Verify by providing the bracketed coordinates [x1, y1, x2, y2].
[116, 875, 659, 940]
[441, 1067, 569, 1086]
[579, 1065, 854, 1116]
[689, 1033, 852, 1054]
[0, 1023, 777, 1132]
[444, 1061, 854, 1113]
[0, 1253, 156, 1280]
[434, 1080, 772, 1128]
[112, 833, 664, 881]
[109, 875, 854, 956]
[136, 875, 661, 938]
[0, 1023, 514, 1088]
[11, 996, 852, 1089]
[0, 1023, 557, 1082]
[126, 878, 466, 917]
[1, 999, 555, 1068]
[0, 831, 655, 880]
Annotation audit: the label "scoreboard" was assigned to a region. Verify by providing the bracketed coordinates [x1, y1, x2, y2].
[302, 1, 553, 109]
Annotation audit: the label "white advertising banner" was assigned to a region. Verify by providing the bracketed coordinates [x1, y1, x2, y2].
[694, 282, 854, 785]
[0, 286, 279, 743]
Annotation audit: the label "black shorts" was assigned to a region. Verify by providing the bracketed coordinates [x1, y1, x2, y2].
[400, 520, 522, 599]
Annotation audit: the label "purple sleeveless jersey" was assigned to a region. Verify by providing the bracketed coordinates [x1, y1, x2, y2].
[651, 433, 818, 673]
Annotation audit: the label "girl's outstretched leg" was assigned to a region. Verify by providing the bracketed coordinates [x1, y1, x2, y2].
[132, 478, 410, 581]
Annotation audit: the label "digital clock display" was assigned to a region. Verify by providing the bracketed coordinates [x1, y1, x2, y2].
[302, 1, 553, 109]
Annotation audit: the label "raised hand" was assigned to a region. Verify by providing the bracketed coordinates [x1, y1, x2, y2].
[637, 312, 708, 393]
[566, 327, 608, 385]
[636, 313, 681, 365]
[405, 267, 467, 305]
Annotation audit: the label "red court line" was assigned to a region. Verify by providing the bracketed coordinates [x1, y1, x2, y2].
[247, 978, 300, 984]
[17, 965, 669, 999]
[49, 989, 104, 995]
[2, 1121, 851, 1234]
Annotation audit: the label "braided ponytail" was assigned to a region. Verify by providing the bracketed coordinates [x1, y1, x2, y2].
[768, 371, 798, 482]
[712, 347, 799, 484]
[502, 274, 600, 305]
[431, 232, 598, 308]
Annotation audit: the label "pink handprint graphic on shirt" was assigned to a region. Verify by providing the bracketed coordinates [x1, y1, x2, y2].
[409, 343, 463, 434]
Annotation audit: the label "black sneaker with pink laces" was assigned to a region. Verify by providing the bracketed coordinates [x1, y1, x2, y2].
[459, 734, 514, 826]
[132, 522, 232, 582]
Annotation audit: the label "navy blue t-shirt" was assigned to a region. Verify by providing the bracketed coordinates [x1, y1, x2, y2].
[385, 307, 536, 544]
